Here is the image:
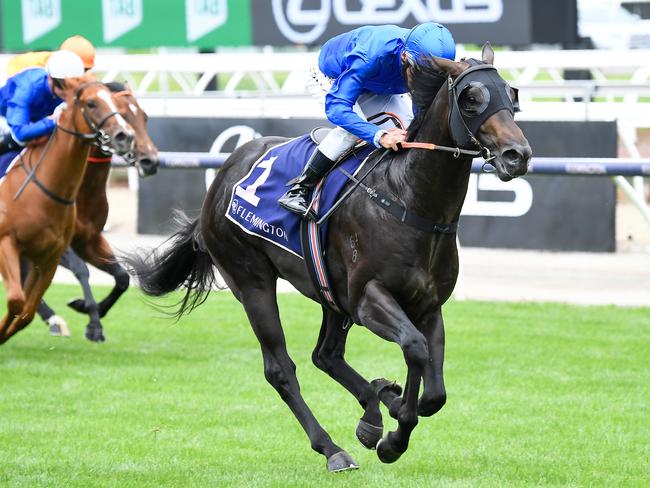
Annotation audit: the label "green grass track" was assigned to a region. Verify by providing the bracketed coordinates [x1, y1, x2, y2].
[1, 285, 648, 487]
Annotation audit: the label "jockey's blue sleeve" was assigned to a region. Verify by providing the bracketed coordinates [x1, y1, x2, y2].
[324, 55, 383, 146]
[5, 80, 56, 143]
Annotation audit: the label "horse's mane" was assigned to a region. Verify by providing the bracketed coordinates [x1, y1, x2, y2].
[406, 57, 447, 141]
[104, 81, 127, 93]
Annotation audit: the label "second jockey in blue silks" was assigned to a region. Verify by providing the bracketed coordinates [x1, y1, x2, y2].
[0, 50, 85, 165]
[278, 22, 456, 215]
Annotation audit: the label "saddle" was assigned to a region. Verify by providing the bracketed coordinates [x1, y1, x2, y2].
[309, 126, 332, 145]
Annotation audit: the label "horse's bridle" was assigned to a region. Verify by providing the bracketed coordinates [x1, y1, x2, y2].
[447, 60, 519, 153]
[56, 81, 130, 159]
[399, 59, 520, 167]
[13, 82, 124, 205]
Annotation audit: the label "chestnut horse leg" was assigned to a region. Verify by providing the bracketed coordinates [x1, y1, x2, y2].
[20, 258, 71, 337]
[0, 237, 26, 340]
[69, 234, 129, 319]
[356, 280, 429, 464]
[1, 258, 58, 344]
[57, 248, 104, 342]
[311, 307, 386, 449]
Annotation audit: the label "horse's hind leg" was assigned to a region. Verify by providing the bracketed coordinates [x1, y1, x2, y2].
[59, 249, 104, 342]
[237, 277, 358, 472]
[356, 280, 429, 464]
[70, 235, 128, 319]
[0, 237, 25, 340]
[312, 307, 384, 449]
[20, 258, 70, 337]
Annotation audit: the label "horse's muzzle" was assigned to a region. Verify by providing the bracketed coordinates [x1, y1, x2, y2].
[138, 156, 159, 177]
[496, 143, 532, 181]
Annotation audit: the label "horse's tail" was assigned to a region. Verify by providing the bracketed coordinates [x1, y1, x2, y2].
[124, 211, 218, 318]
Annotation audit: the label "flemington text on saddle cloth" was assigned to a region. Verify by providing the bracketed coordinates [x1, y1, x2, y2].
[226, 135, 374, 258]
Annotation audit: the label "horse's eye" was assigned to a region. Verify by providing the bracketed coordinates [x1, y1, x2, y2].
[86, 100, 97, 109]
[459, 82, 490, 116]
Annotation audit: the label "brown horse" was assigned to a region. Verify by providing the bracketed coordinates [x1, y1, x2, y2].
[33, 81, 159, 341]
[0, 75, 135, 344]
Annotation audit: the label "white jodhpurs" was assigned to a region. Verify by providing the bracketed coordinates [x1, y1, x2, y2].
[306, 57, 414, 162]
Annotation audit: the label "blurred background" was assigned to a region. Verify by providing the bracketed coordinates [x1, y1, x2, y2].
[1, 0, 648, 304]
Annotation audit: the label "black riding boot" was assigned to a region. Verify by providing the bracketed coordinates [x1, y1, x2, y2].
[278, 149, 335, 215]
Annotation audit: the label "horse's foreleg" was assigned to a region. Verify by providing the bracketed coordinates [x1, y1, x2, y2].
[2, 260, 57, 343]
[312, 307, 385, 449]
[0, 237, 25, 341]
[240, 283, 358, 472]
[72, 235, 128, 318]
[356, 280, 429, 464]
[21, 257, 71, 337]
[417, 308, 447, 417]
[59, 248, 104, 342]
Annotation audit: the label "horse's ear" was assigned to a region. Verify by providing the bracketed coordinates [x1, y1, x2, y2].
[482, 42, 495, 64]
[60, 74, 89, 101]
[429, 56, 465, 78]
[60, 77, 78, 99]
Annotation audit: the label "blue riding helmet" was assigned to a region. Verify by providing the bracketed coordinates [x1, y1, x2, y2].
[404, 22, 456, 64]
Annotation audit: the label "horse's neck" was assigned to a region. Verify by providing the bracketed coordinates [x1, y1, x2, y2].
[37, 130, 91, 202]
[393, 98, 472, 224]
[83, 148, 112, 190]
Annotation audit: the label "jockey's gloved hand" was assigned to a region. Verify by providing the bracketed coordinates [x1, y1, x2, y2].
[50, 102, 68, 123]
[378, 128, 407, 151]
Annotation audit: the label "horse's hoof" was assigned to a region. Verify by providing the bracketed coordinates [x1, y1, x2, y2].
[376, 437, 403, 464]
[356, 419, 383, 450]
[67, 299, 87, 314]
[327, 451, 359, 473]
[371, 378, 403, 399]
[85, 326, 105, 343]
[46, 316, 70, 337]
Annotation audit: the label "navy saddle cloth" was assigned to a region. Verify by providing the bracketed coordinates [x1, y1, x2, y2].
[225, 135, 375, 257]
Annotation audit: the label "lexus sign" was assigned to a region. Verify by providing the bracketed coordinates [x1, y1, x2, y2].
[253, 0, 534, 46]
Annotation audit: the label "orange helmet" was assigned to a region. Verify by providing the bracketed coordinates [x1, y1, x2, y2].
[60, 35, 95, 69]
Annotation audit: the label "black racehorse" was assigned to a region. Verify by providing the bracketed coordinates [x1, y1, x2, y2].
[126, 45, 531, 472]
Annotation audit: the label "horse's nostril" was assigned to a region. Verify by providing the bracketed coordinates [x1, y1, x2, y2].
[138, 157, 159, 175]
[115, 131, 128, 144]
[502, 149, 523, 164]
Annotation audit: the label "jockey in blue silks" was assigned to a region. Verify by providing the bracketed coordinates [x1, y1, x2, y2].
[278, 22, 456, 215]
[0, 50, 85, 164]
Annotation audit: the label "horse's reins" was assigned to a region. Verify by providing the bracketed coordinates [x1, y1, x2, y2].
[14, 82, 121, 205]
[312, 62, 517, 229]
[13, 129, 74, 205]
[367, 111, 489, 161]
